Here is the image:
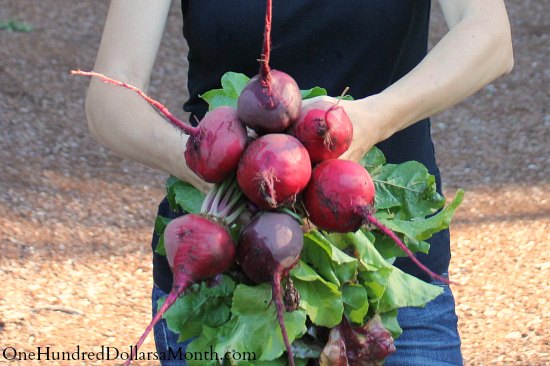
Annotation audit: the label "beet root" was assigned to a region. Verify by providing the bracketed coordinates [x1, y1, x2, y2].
[290, 100, 353, 164]
[303, 159, 451, 284]
[236, 0, 302, 134]
[237, 212, 304, 366]
[125, 214, 235, 366]
[184, 106, 248, 183]
[237, 70, 302, 134]
[70, 70, 247, 184]
[237, 134, 312, 209]
[320, 315, 396, 366]
[303, 159, 375, 233]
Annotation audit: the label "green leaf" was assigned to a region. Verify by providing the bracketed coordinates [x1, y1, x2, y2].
[291, 339, 323, 359]
[373, 161, 445, 219]
[371, 233, 430, 259]
[379, 310, 403, 339]
[376, 267, 444, 313]
[154, 215, 172, 235]
[300, 87, 327, 99]
[160, 276, 235, 342]
[339, 94, 355, 101]
[233, 358, 290, 366]
[291, 261, 344, 327]
[155, 234, 166, 255]
[342, 284, 369, 325]
[301, 231, 358, 286]
[166, 176, 205, 213]
[187, 284, 307, 364]
[200, 72, 250, 110]
[360, 146, 386, 176]
[360, 267, 392, 307]
[327, 231, 391, 272]
[0, 20, 33, 32]
[377, 189, 464, 242]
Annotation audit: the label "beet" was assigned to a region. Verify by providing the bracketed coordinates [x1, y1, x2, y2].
[290, 100, 353, 164]
[320, 315, 396, 365]
[184, 106, 248, 183]
[237, 134, 312, 209]
[71, 70, 247, 184]
[303, 159, 375, 233]
[236, 0, 301, 134]
[303, 159, 451, 284]
[237, 212, 304, 366]
[237, 70, 302, 134]
[123, 178, 247, 366]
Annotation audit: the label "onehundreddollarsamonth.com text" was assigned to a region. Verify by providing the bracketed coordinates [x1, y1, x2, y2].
[1, 345, 257, 362]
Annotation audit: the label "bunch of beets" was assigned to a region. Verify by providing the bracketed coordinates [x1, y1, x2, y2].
[73, 1, 450, 365]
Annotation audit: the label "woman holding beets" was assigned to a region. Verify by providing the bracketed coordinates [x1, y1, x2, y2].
[84, 1, 513, 365]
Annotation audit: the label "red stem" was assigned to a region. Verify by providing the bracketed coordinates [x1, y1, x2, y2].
[123, 277, 190, 366]
[365, 213, 455, 285]
[71, 70, 197, 135]
[260, 0, 272, 85]
[272, 271, 295, 366]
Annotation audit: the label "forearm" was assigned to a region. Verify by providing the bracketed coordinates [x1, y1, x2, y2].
[85, 80, 210, 192]
[82, 0, 210, 192]
[369, 0, 514, 142]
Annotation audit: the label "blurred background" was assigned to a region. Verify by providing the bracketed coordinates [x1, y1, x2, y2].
[0, 1, 548, 365]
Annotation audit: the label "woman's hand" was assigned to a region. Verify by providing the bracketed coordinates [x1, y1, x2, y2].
[301, 95, 394, 163]
[302, 0, 513, 165]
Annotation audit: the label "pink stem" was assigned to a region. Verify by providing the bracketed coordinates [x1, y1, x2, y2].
[272, 271, 295, 366]
[365, 213, 455, 285]
[123, 278, 190, 366]
[260, 0, 272, 85]
[71, 70, 197, 135]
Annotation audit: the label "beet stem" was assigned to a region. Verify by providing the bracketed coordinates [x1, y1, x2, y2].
[201, 182, 220, 213]
[272, 271, 295, 366]
[207, 179, 230, 216]
[218, 190, 244, 218]
[260, 0, 272, 85]
[276, 208, 304, 226]
[124, 281, 190, 366]
[71, 70, 197, 136]
[224, 202, 247, 224]
[219, 178, 238, 211]
[335, 86, 350, 106]
[365, 213, 455, 285]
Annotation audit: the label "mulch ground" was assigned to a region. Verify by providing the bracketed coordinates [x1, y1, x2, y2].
[0, 1, 548, 365]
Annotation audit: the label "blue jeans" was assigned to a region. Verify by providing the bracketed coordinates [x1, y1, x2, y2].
[151, 285, 193, 366]
[152, 281, 463, 366]
[385, 281, 463, 365]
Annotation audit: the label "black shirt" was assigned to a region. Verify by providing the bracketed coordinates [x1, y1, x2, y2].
[153, 0, 450, 293]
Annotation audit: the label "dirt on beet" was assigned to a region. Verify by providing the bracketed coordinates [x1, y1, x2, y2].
[0, 1, 548, 365]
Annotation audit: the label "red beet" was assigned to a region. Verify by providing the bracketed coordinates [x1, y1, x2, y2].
[184, 106, 248, 183]
[290, 100, 353, 164]
[237, 212, 304, 366]
[236, 0, 301, 134]
[237, 134, 312, 209]
[124, 214, 235, 366]
[320, 315, 396, 365]
[237, 70, 302, 134]
[124, 176, 248, 366]
[71, 70, 247, 184]
[302, 159, 450, 284]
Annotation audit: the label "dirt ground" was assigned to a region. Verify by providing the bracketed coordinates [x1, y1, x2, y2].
[0, 1, 548, 365]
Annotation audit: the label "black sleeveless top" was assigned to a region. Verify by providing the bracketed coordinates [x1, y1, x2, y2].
[152, 0, 451, 293]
